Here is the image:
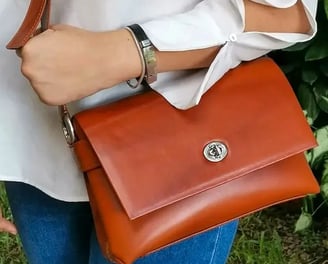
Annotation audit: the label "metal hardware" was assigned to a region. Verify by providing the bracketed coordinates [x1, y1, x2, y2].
[58, 105, 76, 146]
[203, 141, 228, 162]
[126, 24, 157, 84]
[142, 44, 157, 83]
[40, 5, 76, 147]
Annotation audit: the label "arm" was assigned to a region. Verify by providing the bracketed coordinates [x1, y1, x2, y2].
[156, 0, 311, 72]
[244, 0, 310, 33]
[20, 0, 315, 106]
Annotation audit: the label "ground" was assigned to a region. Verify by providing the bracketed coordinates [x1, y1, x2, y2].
[229, 203, 328, 264]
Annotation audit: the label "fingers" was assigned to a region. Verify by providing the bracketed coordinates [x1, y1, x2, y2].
[15, 27, 55, 59]
[14, 24, 69, 59]
[15, 27, 42, 58]
[0, 211, 17, 235]
[0, 219, 17, 235]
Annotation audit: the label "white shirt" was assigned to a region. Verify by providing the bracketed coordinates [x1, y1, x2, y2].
[0, 0, 317, 201]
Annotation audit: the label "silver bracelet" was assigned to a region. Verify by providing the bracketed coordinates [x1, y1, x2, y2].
[125, 24, 157, 88]
[125, 27, 146, 89]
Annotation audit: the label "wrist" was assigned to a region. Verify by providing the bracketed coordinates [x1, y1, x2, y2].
[97, 29, 143, 88]
[125, 24, 158, 87]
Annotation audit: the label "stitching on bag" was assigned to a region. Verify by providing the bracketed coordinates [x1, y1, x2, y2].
[21, 1, 47, 45]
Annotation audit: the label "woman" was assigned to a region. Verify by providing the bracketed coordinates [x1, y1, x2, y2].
[0, 0, 317, 263]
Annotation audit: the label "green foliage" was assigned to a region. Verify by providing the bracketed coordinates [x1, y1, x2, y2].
[228, 214, 286, 264]
[0, 183, 27, 264]
[270, 0, 328, 231]
[229, 208, 328, 263]
[294, 212, 313, 232]
[321, 160, 328, 199]
[229, 230, 285, 264]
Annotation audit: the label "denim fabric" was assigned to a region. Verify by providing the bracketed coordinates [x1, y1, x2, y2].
[5, 182, 238, 264]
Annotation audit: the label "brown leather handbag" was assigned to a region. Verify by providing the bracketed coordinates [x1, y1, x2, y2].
[8, 1, 320, 263]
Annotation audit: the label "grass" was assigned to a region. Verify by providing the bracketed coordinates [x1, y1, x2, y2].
[0, 184, 26, 264]
[228, 214, 286, 264]
[1, 183, 327, 264]
[229, 206, 328, 264]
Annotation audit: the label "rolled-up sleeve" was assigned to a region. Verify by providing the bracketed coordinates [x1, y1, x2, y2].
[140, 0, 318, 109]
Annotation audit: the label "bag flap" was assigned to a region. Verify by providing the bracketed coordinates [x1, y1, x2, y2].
[74, 58, 317, 219]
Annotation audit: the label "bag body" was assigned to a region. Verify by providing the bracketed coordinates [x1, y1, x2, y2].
[72, 58, 319, 264]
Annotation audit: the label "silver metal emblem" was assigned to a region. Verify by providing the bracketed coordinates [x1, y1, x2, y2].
[203, 141, 228, 162]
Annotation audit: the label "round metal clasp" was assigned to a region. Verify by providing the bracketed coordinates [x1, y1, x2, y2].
[203, 141, 228, 162]
[58, 105, 76, 146]
[62, 114, 76, 146]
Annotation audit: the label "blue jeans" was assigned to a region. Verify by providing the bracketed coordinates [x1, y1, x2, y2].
[5, 182, 238, 264]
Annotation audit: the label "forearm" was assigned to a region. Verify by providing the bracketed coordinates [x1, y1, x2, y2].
[20, 1, 314, 106]
[120, 0, 310, 78]
[244, 0, 310, 33]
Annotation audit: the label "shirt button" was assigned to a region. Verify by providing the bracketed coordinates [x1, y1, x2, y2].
[229, 33, 237, 42]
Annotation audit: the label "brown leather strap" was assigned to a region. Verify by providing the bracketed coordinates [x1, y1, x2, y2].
[6, 0, 73, 145]
[6, 0, 50, 49]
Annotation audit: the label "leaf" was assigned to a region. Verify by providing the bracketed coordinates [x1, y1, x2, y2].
[325, 0, 328, 19]
[311, 126, 328, 168]
[303, 110, 314, 126]
[322, 159, 328, 184]
[302, 69, 318, 85]
[305, 40, 328, 61]
[313, 80, 328, 113]
[297, 83, 320, 122]
[319, 96, 328, 113]
[307, 193, 318, 200]
[279, 64, 298, 75]
[294, 212, 313, 232]
[305, 149, 314, 163]
[319, 60, 328, 77]
[321, 183, 328, 201]
[283, 41, 312, 52]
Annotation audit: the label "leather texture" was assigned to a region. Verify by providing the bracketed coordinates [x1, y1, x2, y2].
[7, 1, 320, 263]
[74, 58, 319, 220]
[72, 58, 320, 264]
[6, 0, 50, 49]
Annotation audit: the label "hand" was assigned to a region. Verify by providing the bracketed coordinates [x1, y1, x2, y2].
[0, 207, 17, 235]
[20, 25, 142, 105]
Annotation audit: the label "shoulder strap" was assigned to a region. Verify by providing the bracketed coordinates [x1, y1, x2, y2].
[6, 0, 50, 49]
[6, 0, 73, 145]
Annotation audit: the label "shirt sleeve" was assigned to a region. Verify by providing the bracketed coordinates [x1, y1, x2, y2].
[140, 0, 318, 110]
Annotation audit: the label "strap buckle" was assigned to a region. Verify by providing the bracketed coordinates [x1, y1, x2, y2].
[58, 105, 76, 146]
